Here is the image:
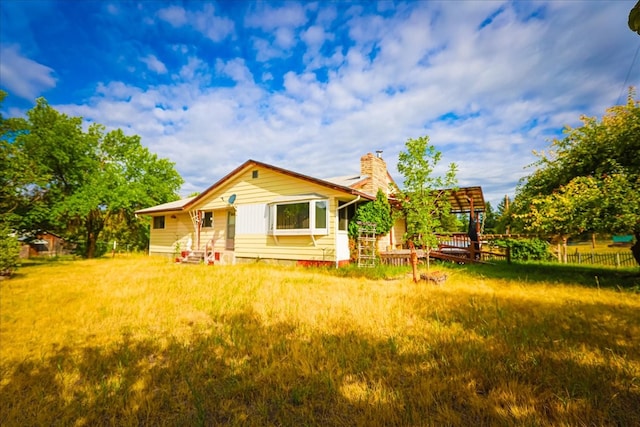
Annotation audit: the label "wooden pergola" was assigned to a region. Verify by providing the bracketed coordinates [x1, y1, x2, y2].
[445, 186, 485, 214]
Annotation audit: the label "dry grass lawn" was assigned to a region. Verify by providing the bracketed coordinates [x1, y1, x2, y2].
[1, 255, 639, 426]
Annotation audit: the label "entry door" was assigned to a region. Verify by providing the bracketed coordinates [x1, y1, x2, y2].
[226, 210, 236, 250]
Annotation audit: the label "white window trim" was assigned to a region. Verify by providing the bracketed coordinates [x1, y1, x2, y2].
[269, 198, 329, 237]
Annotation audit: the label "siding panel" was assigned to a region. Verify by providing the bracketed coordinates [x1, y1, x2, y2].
[236, 204, 268, 235]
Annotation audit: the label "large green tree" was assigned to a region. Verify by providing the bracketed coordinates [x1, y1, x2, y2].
[396, 136, 458, 272]
[516, 89, 640, 264]
[1, 95, 184, 257]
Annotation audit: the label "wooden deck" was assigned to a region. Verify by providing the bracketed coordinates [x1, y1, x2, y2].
[380, 235, 509, 266]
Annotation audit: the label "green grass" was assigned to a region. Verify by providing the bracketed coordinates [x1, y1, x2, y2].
[1, 255, 639, 426]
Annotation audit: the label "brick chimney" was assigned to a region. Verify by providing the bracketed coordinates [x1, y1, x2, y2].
[360, 152, 390, 196]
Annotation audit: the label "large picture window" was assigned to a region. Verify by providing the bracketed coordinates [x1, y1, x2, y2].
[271, 199, 329, 235]
[276, 202, 309, 229]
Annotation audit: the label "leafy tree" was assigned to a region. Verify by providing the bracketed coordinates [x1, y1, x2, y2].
[516, 89, 640, 264]
[396, 136, 458, 273]
[1, 95, 184, 257]
[348, 189, 393, 240]
[483, 201, 497, 234]
[0, 91, 32, 228]
[0, 222, 21, 277]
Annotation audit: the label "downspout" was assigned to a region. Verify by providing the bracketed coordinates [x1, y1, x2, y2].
[335, 195, 361, 268]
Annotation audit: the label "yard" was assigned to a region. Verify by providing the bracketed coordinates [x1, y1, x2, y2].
[1, 256, 639, 426]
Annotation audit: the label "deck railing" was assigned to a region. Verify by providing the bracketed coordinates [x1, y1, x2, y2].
[379, 234, 508, 266]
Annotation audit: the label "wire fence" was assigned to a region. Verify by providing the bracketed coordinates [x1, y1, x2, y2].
[559, 252, 637, 268]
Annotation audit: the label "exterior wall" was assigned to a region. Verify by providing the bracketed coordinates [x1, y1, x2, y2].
[376, 217, 407, 253]
[235, 233, 336, 263]
[199, 209, 228, 252]
[148, 213, 192, 256]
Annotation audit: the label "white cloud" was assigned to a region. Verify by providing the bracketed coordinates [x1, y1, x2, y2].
[0, 44, 56, 100]
[47, 1, 639, 207]
[244, 3, 309, 31]
[157, 4, 234, 42]
[157, 5, 188, 27]
[140, 54, 168, 74]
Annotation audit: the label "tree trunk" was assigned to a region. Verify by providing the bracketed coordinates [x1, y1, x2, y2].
[632, 232, 640, 266]
[86, 231, 97, 258]
[84, 209, 105, 258]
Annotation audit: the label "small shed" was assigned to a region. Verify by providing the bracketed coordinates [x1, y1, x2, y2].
[20, 232, 65, 258]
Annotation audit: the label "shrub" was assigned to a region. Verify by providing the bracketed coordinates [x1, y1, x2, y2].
[348, 189, 393, 239]
[0, 223, 21, 276]
[493, 238, 553, 261]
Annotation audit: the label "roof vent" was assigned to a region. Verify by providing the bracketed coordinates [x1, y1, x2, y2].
[375, 150, 383, 158]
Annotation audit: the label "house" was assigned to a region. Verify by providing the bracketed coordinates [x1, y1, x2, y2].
[135, 153, 405, 266]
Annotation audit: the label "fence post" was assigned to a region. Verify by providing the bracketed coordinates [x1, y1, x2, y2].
[616, 253, 620, 268]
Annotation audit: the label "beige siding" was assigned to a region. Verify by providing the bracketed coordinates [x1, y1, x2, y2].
[199, 209, 229, 252]
[235, 234, 336, 262]
[149, 214, 193, 256]
[196, 167, 347, 208]
[376, 217, 407, 252]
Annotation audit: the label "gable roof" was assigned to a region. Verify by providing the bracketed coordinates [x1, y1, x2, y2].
[136, 160, 374, 215]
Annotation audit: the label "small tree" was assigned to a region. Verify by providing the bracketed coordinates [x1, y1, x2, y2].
[397, 136, 457, 277]
[483, 201, 497, 234]
[0, 222, 20, 277]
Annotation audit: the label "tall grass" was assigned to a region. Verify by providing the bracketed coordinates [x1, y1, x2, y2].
[1, 255, 639, 426]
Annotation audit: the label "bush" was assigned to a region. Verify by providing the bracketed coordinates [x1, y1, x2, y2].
[493, 238, 553, 262]
[0, 224, 21, 276]
[348, 189, 393, 239]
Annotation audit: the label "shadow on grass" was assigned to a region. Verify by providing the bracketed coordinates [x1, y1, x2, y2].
[452, 260, 640, 291]
[1, 302, 639, 426]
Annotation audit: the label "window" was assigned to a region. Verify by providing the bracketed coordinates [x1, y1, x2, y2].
[202, 212, 213, 227]
[252, 170, 259, 179]
[276, 202, 309, 229]
[271, 199, 329, 235]
[153, 216, 165, 229]
[338, 201, 357, 231]
[315, 200, 327, 229]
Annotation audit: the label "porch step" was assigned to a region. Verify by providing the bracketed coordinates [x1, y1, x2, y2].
[181, 251, 205, 264]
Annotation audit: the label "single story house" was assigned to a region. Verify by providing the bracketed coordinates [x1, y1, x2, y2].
[136, 153, 406, 266]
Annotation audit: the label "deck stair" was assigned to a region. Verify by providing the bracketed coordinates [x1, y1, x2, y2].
[181, 251, 205, 264]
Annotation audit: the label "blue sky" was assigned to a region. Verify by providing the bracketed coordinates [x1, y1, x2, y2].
[1, 1, 638, 206]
